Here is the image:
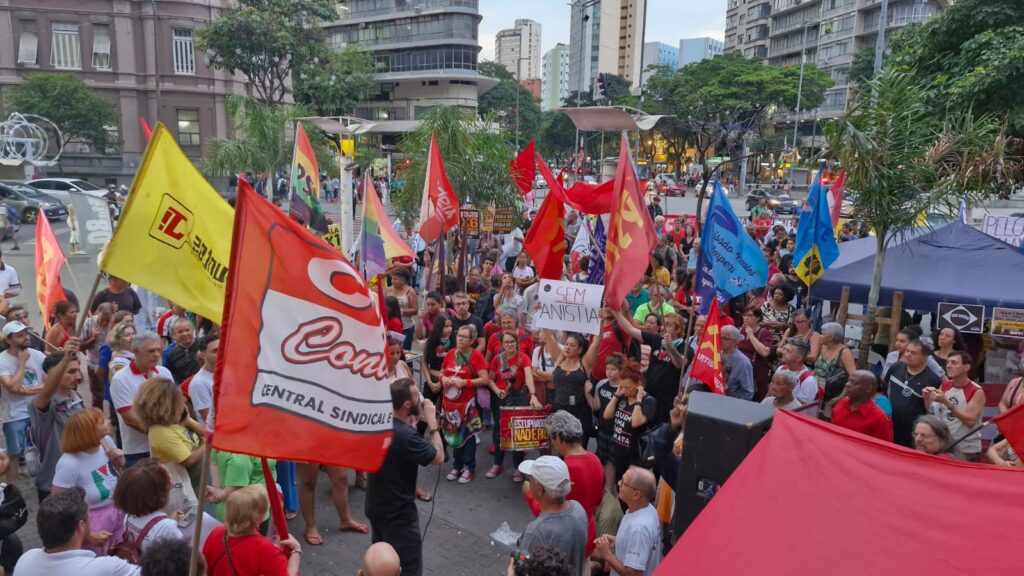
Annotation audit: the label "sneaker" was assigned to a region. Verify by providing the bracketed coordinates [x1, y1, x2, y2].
[485, 465, 503, 479]
[446, 468, 461, 481]
[488, 443, 496, 455]
[458, 469, 475, 484]
[512, 471, 525, 483]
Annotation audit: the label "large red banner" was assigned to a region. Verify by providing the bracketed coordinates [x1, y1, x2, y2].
[213, 181, 392, 471]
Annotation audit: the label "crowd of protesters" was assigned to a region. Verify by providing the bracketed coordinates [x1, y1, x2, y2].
[0, 182, 1018, 576]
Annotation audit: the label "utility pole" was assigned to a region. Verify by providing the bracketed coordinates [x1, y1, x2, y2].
[873, 0, 890, 75]
[789, 21, 811, 187]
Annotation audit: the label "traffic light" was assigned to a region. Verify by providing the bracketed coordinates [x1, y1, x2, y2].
[595, 73, 607, 100]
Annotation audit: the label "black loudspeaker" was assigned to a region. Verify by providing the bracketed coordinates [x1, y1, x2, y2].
[671, 392, 775, 541]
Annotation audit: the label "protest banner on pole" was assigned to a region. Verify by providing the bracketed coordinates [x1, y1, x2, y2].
[992, 307, 1024, 339]
[982, 215, 1024, 247]
[460, 208, 481, 238]
[499, 406, 551, 451]
[492, 208, 515, 234]
[534, 279, 604, 335]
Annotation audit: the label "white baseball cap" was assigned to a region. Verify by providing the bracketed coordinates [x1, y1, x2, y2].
[517, 456, 571, 496]
[2, 321, 29, 338]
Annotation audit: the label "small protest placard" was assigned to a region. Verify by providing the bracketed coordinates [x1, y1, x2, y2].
[534, 279, 604, 335]
[499, 406, 551, 451]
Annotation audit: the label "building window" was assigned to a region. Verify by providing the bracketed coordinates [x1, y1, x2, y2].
[177, 109, 200, 147]
[18, 21, 38, 65]
[92, 24, 111, 69]
[51, 23, 81, 70]
[173, 29, 195, 75]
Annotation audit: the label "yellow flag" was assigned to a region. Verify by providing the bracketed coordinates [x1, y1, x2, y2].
[100, 124, 233, 322]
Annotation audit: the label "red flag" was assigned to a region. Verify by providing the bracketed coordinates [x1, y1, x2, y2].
[525, 158, 566, 279]
[603, 134, 658, 309]
[510, 140, 536, 195]
[416, 132, 460, 244]
[139, 118, 153, 141]
[35, 209, 67, 329]
[690, 298, 725, 395]
[993, 401, 1024, 458]
[827, 170, 845, 231]
[213, 179, 392, 471]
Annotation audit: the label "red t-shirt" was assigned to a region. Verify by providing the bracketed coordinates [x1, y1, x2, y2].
[525, 452, 604, 555]
[203, 526, 290, 576]
[483, 320, 502, 342]
[442, 348, 488, 403]
[488, 351, 531, 392]
[387, 317, 404, 333]
[486, 329, 535, 359]
[591, 324, 629, 381]
[832, 397, 894, 442]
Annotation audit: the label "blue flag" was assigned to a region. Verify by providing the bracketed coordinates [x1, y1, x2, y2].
[793, 167, 841, 285]
[589, 218, 607, 285]
[695, 179, 769, 314]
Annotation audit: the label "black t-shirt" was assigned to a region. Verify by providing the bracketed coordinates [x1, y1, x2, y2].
[366, 419, 437, 521]
[885, 362, 942, 447]
[612, 395, 657, 456]
[594, 379, 619, 435]
[91, 287, 142, 315]
[451, 314, 484, 344]
[165, 343, 200, 384]
[640, 332, 684, 425]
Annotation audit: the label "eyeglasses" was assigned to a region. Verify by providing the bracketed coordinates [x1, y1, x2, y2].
[618, 478, 640, 492]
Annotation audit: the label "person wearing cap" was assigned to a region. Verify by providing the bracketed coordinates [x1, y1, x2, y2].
[0, 320, 47, 484]
[513, 456, 589, 576]
[593, 466, 662, 576]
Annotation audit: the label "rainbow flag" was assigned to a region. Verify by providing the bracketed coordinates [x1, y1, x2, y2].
[288, 123, 329, 234]
[361, 177, 414, 279]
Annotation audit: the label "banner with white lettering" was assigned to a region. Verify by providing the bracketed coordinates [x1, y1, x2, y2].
[982, 214, 1024, 247]
[68, 194, 114, 255]
[534, 279, 604, 335]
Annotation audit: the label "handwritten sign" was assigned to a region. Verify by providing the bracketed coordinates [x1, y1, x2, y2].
[481, 208, 494, 233]
[321, 223, 342, 251]
[992, 307, 1024, 339]
[499, 406, 551, 451]
[460, 208, 481, 238]
[492, 208, 515, 234]
[982, 215, 1024, 247]
[534, 279, 604, 335]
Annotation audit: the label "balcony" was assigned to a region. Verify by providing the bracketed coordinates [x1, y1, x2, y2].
[335, 0, 478, 21]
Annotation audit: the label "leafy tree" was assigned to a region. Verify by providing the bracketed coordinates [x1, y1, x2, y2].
[597, 73, 633, 103]
[7, 73, 119, 152]
[291, 45, 377, 117]
[847, 46, 877, 86]
[886, 0, 1024, 136]
[200, 96, 334, 193]
[644, 52, 832, 225]
[478, 61, 542, 145]
[391, 106, 520, 228]
[538, 111, 576, 166]
[825, 70, 1019, 366]
[197, 0, 337, 106]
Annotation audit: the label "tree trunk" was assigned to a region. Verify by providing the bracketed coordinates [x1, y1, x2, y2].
[857, 232, 887, 368]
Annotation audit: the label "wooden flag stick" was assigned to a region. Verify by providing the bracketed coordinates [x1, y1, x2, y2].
[187, 444, 211, 576]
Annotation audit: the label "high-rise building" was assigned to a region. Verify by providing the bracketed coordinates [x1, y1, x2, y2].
[640, 41, 679, 84]
[568, 0, 647, 94]
[724, 0, 946, 119]
[679, 37, 725, 66]
[0, 0, 249, 182]
[324, 0, 497, 138]
[541, 43, 570, 111]
[495, 19, 541, 80]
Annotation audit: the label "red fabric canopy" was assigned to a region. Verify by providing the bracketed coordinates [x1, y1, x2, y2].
[658, 410, 1024, 575]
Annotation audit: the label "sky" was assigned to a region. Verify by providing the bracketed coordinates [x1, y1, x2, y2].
[478, 0, 727, 61]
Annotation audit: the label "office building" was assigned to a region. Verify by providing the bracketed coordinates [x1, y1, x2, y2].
[640, 41, 678, 84]
[495, 18, 541, 80]
[568, 0, 647, 94]
[0, 0, 250, 182]
[724, 0, 771, 59]
[679, 37, 725, 66]
[324, 0, 497, 138]
[541, 42, 570, 111]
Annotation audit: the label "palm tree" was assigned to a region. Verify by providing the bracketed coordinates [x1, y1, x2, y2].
[826, 70, 1018, 366]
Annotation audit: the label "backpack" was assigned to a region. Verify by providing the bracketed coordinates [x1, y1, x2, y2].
[109, 514, 168, 564]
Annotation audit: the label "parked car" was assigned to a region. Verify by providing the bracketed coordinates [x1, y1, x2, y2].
[26, 177, 107, 203]
[0, 181, 67, 223]
[745, 188, 798, 213]
[533, 174, 548, 189]
[653, 173, 686, 197]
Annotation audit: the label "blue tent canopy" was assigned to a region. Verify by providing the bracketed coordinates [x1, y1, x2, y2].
[814, 222, 1024, 311]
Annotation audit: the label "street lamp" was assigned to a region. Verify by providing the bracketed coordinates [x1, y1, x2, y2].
[572, 0, 599, 171]
[515, 55, 529, 148]
[790, 20, 813, 186]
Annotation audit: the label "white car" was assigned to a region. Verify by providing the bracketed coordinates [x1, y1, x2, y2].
[533, 175, 548, 189]
[26, 178, 108, 203]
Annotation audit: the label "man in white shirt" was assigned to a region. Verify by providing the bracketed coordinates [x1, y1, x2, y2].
[187, 334, 218, 432]
[775, 338, 818, 405]
[14, 487, 139, 575]
[0, 321, 46, 483]
[110, 331, 173, 468]
[500, 227, 524, 272]
[593, 466, 662, 576]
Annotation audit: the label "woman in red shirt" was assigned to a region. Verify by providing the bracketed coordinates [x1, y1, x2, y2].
[486, 330, 542, 480]
[441, 324, 489, 483]
[485, 310, 534, 363]
[204, 485, 301, 576]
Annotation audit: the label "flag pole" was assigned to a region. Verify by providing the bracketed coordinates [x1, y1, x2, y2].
[75, 272, 104, 334]
[262, 457, 290, 541]
[187, 444, 211, 576]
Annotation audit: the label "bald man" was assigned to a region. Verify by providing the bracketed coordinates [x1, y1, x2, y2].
[358, 542, 402, 576]
[593, 467, 662, 576]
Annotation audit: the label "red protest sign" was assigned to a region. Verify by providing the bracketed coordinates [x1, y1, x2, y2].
[499, 406, 552, 451]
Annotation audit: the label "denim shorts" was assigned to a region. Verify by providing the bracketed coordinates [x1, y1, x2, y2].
[3, 418, 31, 455]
